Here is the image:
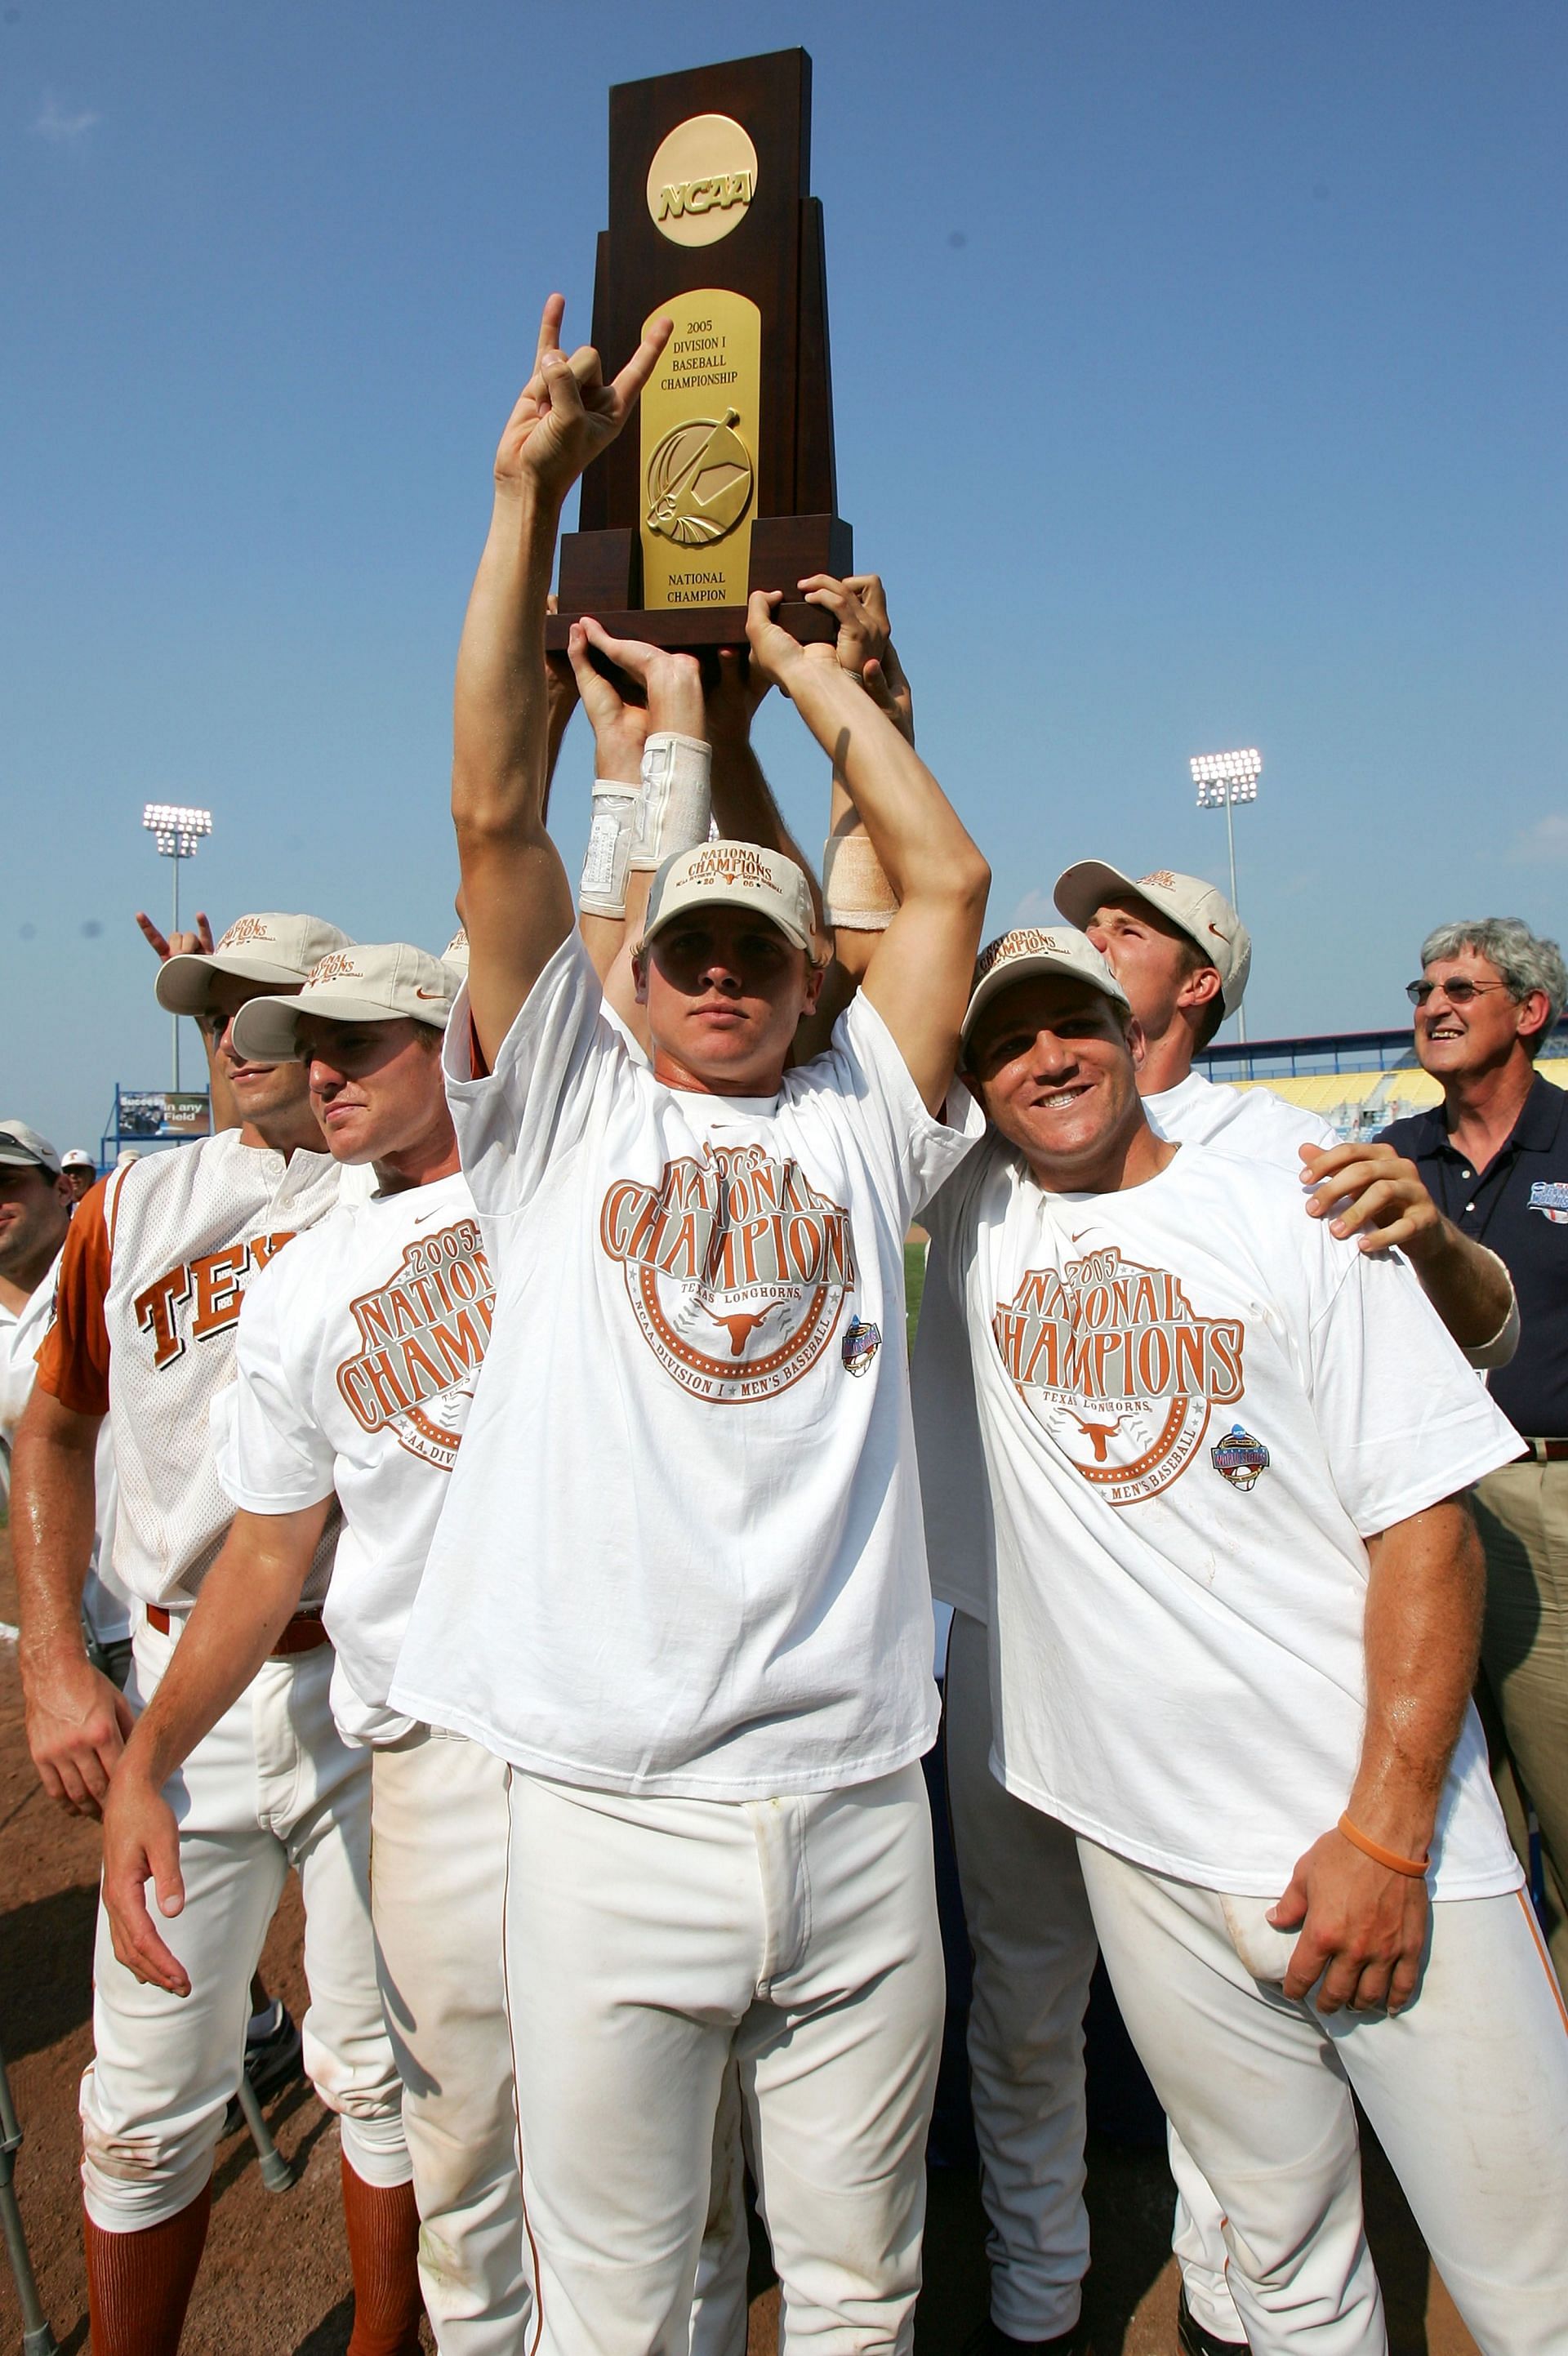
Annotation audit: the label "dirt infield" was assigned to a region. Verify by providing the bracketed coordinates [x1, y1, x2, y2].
[0, 1530, 1477, 2354]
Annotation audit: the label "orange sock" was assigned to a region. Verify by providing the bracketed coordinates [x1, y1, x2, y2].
[341, 2155, 425, 2355]
[84, 2185, 212, 2356]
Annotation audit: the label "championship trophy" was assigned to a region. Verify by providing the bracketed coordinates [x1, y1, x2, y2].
[546, 48, 851, 654]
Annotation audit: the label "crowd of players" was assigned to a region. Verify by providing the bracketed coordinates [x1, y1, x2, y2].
[4, 299, 1568, 2356]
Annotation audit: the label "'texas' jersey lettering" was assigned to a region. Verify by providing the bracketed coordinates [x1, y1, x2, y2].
[993, 1245, 1245, 1506]
[134, 1232, 297, 1370]
[336, 1217, 493, 1470]
[600, 1143, 857, 1402]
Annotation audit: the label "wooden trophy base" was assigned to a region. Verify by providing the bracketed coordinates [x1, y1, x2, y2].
[546, 512, 852, 652]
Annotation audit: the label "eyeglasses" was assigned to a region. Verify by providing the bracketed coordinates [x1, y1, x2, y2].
[194, 1009, 229, 1040]
[1405, 978, 1511, 1009]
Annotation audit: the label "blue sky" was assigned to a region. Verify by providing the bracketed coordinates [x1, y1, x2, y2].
[4, 0, 1565, 1151]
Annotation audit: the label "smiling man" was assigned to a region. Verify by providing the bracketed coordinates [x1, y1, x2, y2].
[922, 860, 1523, 2356]
[99, 942, 529, 2355]
[922, 924, 1568, 2355]
[1379, 916, 1568, 1989]
[12, 912, 419, 2356]
[389, 296, 989, 2354]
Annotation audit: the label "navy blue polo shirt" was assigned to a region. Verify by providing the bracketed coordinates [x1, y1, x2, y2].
[1381, 1073, 1568, 1438]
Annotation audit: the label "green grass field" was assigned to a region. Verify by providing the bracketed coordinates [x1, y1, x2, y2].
[904, 1237, 927, 1352]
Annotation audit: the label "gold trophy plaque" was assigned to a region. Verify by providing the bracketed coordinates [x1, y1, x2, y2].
[639, 291, 760, 612]
[547, 50, 851, 652]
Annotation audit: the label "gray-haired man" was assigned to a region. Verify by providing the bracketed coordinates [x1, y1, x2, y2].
[1379, 915, 1568, 1988]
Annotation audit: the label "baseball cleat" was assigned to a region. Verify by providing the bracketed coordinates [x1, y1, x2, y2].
[960, 2319, 1096, 2355]
[1176, 2288, 1249, 2356]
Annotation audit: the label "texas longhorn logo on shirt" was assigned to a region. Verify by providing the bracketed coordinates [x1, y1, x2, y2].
[599, 1143, 857, 1401]
[992, 1245, 1245, 1505]
[336, 1218, 494, 1469]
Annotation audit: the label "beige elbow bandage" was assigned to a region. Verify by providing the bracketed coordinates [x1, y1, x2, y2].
[822, 833, 899, 931]
[579, 782, 642, 919]
[630, 733, 712, 871]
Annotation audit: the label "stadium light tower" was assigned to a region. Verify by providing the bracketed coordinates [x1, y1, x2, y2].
[142, 802, 213, 1089]
[1190, 748, 1261, 1042]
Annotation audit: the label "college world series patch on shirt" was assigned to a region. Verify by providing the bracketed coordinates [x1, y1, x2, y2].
[1527, 1180, 1568, 1224]
[1210, 1423, 1270, 1490]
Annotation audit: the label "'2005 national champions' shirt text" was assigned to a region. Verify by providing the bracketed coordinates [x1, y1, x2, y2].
[217, 1169, 492, 1744]
[391, 932, 982, 1797]
[915, 1070, 1339, 1626]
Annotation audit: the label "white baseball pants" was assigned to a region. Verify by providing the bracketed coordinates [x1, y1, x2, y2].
[943, 1610, 1097, 2340]
[688, 2059, 751, 2356]
[81, 1611, 408, 2233]
[370, 1727, 528, 2354]
[1169, 2115, 1246, 2341]
[503, 1762, 944, 2356]
[1079, 1836, 1568, 2356]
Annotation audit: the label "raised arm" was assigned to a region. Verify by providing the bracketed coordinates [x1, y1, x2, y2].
[1299, 1140, 1518, 1363]
[746, 591, 987, 1112]
[100, 1503, 330, 1994]
[564, 618, 708, 1046]
[798, 574, 915, 1053]
[135, 910, 239, 1132]
[1270, 1495, 1483, 2014]
[704, 647, 824, 929]
[453, 295, 670, 1067]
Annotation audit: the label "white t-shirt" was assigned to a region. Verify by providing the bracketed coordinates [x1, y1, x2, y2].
[391, 931, 982, 1797]
[917, 1076, 1338, 1624]
[216, 1170, 490, 1746]
[0, 1258, 129, 1643]
[924, 1136, 1523, 1898]
[1143, 1069, 1339, 1157]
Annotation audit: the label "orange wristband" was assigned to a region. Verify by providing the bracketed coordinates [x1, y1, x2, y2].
[1337, 1813, 1428, 1879]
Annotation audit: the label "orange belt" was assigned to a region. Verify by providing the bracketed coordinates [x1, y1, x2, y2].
[145, 1603, 330, 1657]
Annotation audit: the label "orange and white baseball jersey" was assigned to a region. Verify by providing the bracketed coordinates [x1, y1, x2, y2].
[36, 1131, 345, 1609]
[215, 1169, 492, 1744]
[392, 929, 984, 1798]
[921, 1136, 1524, 1898]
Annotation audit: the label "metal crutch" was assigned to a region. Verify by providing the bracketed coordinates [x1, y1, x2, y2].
[0, 2037, 59, 2356]
[234, 2065, 293, 2193]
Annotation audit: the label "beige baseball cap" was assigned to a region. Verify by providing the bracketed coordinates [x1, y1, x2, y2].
[441, 926, 470, 975]
[1052, 862, 1251, 1013]
[230, 943, 458, 1062]
[961, 926, 1129, 1044]
[640, 841, 819, 960]
[155, 913, 355, 1015]
[0, 1118, 63, 1174]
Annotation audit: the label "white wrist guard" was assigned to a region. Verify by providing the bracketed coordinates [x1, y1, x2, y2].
[630, 733, 712, 871]
[578, 782, 643, 919]
[822, 833, 899, 931]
